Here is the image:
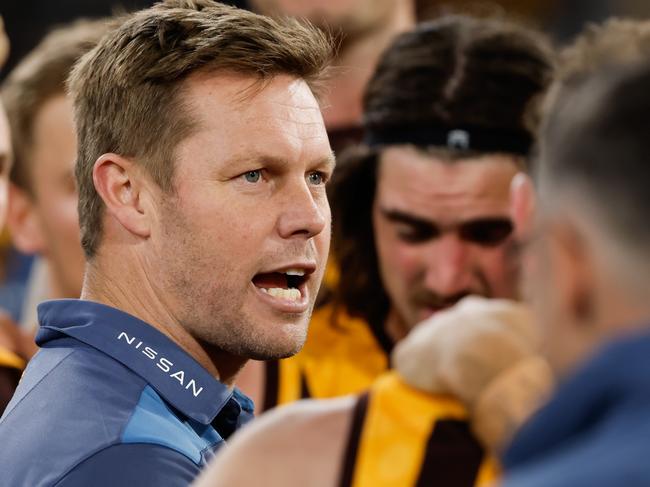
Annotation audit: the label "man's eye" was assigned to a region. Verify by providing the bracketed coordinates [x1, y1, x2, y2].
[460, 219, 513, 247]
[307, 171, 326, 186]
[243, 170, 262, 183]
[397, 226, 439, 243]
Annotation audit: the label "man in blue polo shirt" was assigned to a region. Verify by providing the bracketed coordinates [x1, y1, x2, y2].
[0, 1, 334, 485]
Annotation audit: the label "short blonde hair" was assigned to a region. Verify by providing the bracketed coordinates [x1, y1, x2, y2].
[69, 0, 332, 258]
[2, 19, 113, 194]
[545, 18, 650, 112]
[560, 18, 650, 80]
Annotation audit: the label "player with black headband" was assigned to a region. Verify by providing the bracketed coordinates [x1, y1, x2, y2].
[256, 14, 553, 411]
[196, 15, 554, 487]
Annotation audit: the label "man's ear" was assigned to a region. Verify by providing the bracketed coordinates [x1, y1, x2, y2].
[510, 172, 536, 242]
[550, 220, 595, 324]
[7, 183, 46, 255]
[92, 154, 152, 239]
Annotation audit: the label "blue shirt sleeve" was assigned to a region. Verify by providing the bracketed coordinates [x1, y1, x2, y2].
[55, 443, 201, 486]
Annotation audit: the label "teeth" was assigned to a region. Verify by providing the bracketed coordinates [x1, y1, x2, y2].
[285, 269, 305, 276]
[260, 287, 302, 301]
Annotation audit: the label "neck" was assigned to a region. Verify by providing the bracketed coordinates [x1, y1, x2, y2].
[81, 247, 245, 386]
[322, 1, 415, 129]
[591, 241, 650, 349]
[47, 267, 74, 300]
[597, 300, 650, 343]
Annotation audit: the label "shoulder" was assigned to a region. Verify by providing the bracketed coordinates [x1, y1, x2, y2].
[0, 345, 196, 485]
[504, 418, 650, 487]
[369, 372, 469, 417]
[121, 385, 222, 465]
[258, 394, 356, 440]
[3, 341, 145, 426]
[56, 443, 201, 487]
[194, 396, 356, 487]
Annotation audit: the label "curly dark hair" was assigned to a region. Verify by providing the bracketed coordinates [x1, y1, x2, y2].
[328, 15, 554, 338]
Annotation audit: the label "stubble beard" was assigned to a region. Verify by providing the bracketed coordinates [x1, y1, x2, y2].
[163, 254, 311, 362]
[158, 204, 312, 361]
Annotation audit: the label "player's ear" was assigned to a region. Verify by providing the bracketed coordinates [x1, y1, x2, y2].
[7, 183, 47, 254]
[92, 154, 152, 239]
[510, 172, 536, 242]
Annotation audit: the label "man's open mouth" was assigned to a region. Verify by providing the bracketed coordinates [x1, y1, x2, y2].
[252, 269, 310, 303]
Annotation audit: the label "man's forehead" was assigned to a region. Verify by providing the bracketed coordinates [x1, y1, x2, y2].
[186, 71, 320, 111]
[183, 71, 326, 137]
[376, 146, 519, 220]
[379, 147, 519, 192]
[173, 73, 332, 171]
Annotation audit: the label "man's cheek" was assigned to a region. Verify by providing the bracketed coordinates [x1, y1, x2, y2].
[389, 244, 423, 286]
[476, 246, 515, 291]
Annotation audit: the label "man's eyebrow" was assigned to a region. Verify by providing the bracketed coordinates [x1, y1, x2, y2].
[225, 152, 284, 167]
[380, 208, 434, 228]
[226, 151, 337, 169]
[317, 151, 337, 170]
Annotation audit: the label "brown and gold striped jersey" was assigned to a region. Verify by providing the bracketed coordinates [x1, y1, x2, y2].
[0, 347, 25, 415]
[262, 303, 390, 410]
[339, 373, 499, 487]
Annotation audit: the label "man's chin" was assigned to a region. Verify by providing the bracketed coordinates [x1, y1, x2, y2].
[238, 324, 308, 361]
[242, 339, 305, 361]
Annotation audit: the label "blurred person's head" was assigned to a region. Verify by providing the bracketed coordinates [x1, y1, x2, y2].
[514, 17, 650, 375]
[2, 19, 112, 299]
[249, 0, 398, 41]
[521, 64, 650, 375]
[69, 0, 333, 364]
[250, 0, 415, 142]
[0, 17, 11, 232]
[0, 17, 8, 68]
[545, 18, 650, 115]
[331, 16, 554, 342]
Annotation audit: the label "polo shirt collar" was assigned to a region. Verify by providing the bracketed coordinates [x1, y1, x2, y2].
[36, 299, 252, 426]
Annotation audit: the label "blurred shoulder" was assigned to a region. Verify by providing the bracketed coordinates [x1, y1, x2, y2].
[194, 396, 356, 487]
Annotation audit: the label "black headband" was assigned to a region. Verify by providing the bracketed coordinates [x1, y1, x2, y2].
[364, 123, 533, 156]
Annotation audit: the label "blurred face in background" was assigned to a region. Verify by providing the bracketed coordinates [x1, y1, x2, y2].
[517, 185, 607, 376]
[373, 146, 521, 333]
[8, 94, 85, 298]
[0, 103, 11, 230]
[250, 0, 397, 38]
[0, 16, 7, 67]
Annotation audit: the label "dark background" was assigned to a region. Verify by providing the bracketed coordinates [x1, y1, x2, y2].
[0, 0, 249, 79]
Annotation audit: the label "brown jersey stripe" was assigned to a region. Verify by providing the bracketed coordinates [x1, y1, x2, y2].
[299, 372, 312, 399]
[415, 419, 484, 487]
[339, 392, 370, 487]
[262, 360, 279, 412]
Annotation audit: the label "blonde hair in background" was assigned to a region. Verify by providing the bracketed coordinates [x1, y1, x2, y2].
[2, 18, 115, 195]
[545, 18, 650, 113]
[0, 17, 9, 68]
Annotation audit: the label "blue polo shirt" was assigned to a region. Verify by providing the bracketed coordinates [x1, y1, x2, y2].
[0, 299, 254, 487]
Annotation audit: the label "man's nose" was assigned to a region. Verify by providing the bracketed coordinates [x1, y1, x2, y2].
[423, 233, 474, 296]
[276, 179, 328, 240]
